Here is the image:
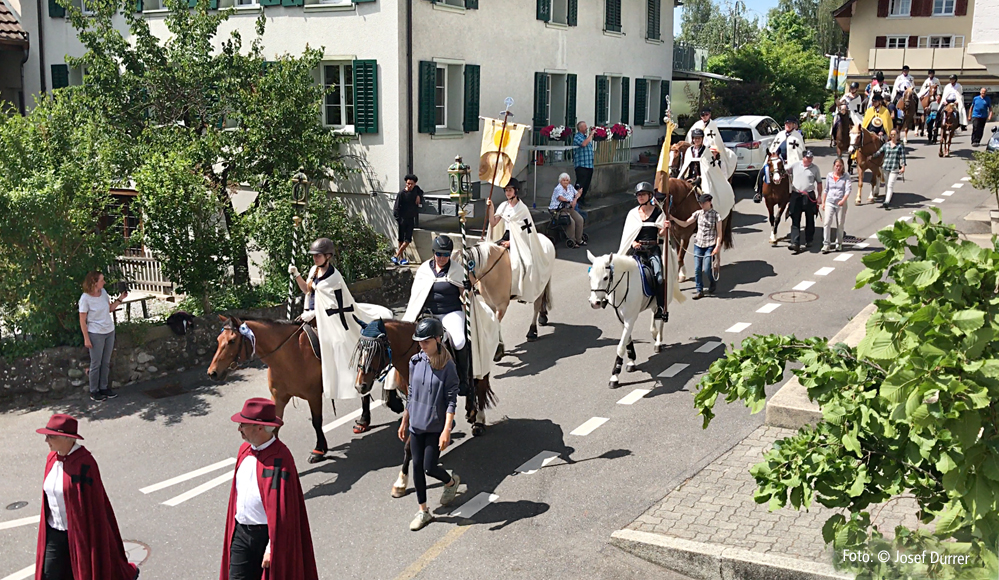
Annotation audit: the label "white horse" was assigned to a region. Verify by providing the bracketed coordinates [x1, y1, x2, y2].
[587, 250, 681, 387]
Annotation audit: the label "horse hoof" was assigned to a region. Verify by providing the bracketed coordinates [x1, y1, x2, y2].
[678, 274, 687, 283]
[609, 377, 620, 389]
[526, 327, 538, 342]
[493, 349, 505, 362]
[538, 313, 549, 326]
[657, 343, 667, 353]
[391, 486, 408, 498]
[308, 451, 326, 464]
[471, 423, 486, 437]
[626, 361, 637, 373]
[352, 422, 371, 434]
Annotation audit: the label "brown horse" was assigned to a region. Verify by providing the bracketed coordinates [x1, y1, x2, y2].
[897, 88, 919, 145]
[849, 125, 884, 204]
[207, 315, 402, 464]
[761, 150, 791, 245]
[353, 318, 496, 497]
[939, 102, 959, 157]
[832, 106, 854, 173]
[918, 85, 938, 137]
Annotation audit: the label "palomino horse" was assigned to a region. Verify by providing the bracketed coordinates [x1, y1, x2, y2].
[897, 88, 919, 145]
[939, 102, 959, 157]
[832, 106, 854, 173]
[848, 125, 884, 204]
[587, 249, 680, 387]
[207, 315, 404, 464]
[353, 318, 495, 497]
[761, 151, 791, 245]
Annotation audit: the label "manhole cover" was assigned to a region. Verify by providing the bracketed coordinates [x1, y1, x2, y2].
[6, 501, 28, 511]
[769, 290, 819, 303]
[144, 383, 185, 399]
[123, 540, 150, 566]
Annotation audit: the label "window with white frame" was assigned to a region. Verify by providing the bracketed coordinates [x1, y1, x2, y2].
[609, 76, 623, 123]
[550, 0, 569, 24]
[433, 63, 464, 131]
[435, 66, 447, 127]
[322, 63, 354, 130]
[302, 0, 351, 6]
[68, 65, 89, 86]
[549, 74, 567, 126]
[886, 36, 908, 49]
[933, 0, 954, 15]
[888, 0, 910, 16]
[646, 79, 661, 125]
[80, 0, 95, 15]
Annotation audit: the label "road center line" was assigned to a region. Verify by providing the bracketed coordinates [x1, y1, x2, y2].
[695, 341, 723, 353]
[932, 198, 945, 203]
[393, 526, 469, 580]
[323, 400, 383, 433]
[0, 565, 34, 580]
[449, 492, 499, 519]
[961, 177, 971, 181]
[756, 303, 781, 314]
[942, 190, 954, 196]
[834, 253, 854, 262]
[140, 458, 236, 494]
[853, 242, 870, 249]
[815, 267, 835, 276]
[616, 389, 651, 405]
[162, 472, 233, 507]
[659, 363, 689, 378]
[792, 281, 815, 291]
[952, 183, 964, 188]
[898, 216, 913, 222]
[0, 516, 39, 531]
[725, 322, 751, 333]
[514, 451, 562, 474]
[570, 417, 609, 436]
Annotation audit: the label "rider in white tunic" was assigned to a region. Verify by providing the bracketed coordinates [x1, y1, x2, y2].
[941, 74, 967, 128]
[917, 70, 940, 98]
[678, 130, 736, 222]
[755, 118, 804, 195]
[686, 107, 724, 151]
[486, 178, 556, 306]
[890, 66, 915, 105]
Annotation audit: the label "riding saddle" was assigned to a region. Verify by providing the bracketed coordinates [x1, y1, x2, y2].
[303, 319, 322, 360]
[632, 255, 659, 298]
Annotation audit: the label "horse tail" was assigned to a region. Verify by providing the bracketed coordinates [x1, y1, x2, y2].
[721, 213, 734, 249]
[475, 376, 497, 410]
[542, 280, 553, 313]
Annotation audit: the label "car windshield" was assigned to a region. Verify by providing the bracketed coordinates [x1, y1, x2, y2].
[718, 128, 753, 144]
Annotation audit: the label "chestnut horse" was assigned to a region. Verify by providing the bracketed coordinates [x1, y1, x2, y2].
[897, 88, 919, 145]
[848, 125, 884, 204]
[353, 318, 495, 497]
[918, 85, 938, 137]
[761, 151, 791, 245]
[207, 315, 403, 464]
[939, 102, 959, 157]
[832, 106, 854, 173]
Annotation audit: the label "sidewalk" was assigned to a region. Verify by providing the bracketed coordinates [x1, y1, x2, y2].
[611, 304, 923, 580]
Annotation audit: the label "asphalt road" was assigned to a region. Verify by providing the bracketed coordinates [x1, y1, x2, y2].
[1, 129, 993, 580]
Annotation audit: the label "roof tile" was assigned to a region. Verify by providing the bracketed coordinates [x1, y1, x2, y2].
[0, 0, 28, 46]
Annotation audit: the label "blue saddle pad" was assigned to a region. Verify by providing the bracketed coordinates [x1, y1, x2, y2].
[633, 256, 655, 297]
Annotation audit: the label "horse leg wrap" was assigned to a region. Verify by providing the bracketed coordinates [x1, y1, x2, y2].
[612, 356, 623, 376]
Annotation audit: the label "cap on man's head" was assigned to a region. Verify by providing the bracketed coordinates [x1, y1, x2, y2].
[902, 65, 910, 71]
[928, 69, 935, 75]
[698, 194, 713, 203]
[691, 128, 705, 138]
[785, 117, 797, 125]
[635, 182, 654, 195]
[504, 177, 521, 190]
[803, 150, 815, 159]
[872, 93, 884, 101]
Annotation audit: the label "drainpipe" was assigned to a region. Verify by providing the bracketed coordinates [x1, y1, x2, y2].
[18, 32, 29, 114]
[406, 0, 413, 174]
[35, 0, 46, 93]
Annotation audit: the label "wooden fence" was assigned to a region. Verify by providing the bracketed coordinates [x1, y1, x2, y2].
[115, 256, 175, 296]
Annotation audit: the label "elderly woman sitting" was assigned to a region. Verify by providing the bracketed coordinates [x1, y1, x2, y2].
[548, 172, 586, 247]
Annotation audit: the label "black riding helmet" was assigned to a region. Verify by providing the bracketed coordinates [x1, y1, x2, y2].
[412, 317, 445, 341]
[850, 81, 859, 90]
[504, 177, 521, 197]
[691, 128, 705, 139]
[309, 237, 335, 256]
[432, 235, 454, 254]
[635, 182, 654, 195]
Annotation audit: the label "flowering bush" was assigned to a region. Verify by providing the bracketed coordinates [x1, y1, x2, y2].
[610, 123, 632, 139]
[592, 126, 609, 141]
[549, 125, 568, 140]
[540, 125, 556, 138]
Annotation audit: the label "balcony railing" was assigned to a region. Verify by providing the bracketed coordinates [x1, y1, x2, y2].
[594, 135, 632, 166]
[868, 47, 985, 72]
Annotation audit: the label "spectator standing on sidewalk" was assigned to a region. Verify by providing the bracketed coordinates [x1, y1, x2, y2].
[392, 174, 423, 265]
[572, 121, 595, 206]
[670, 193, 722, 300]
[971, 88, 993, 147]
[872, 129, 907, 209]
[549, 173, 585, 247]
[79, 271, 126, 403]
[785, 151, 822, 254]
[821, 158, 852, 254]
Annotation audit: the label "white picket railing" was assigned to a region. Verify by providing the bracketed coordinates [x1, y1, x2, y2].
[115, 256, 175, 296]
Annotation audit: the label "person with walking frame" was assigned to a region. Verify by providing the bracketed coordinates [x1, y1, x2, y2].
[399, 317, 463, 531]
[549, 172, 585, 247]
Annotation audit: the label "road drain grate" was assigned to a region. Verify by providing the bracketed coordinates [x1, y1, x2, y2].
[123, 540, 150, 566]
[144, 383, 186, 399]
[6, 501, 28, 510]
[769, 290, 819, 303]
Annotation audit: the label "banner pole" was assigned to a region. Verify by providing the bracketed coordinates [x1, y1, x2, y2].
[482, 102, 514, 240]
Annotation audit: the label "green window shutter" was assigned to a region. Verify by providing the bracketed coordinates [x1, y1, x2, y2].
[48, 0, 65, 17]
[259, 0, 281, 6]
[595, 75, 608, 126]
[634, 79, 647, 126]
[51, 64, 69, 89]
[537, 0, 550, 22]
[418, 61, 437, 134]
[355, 0, 376, 2]
[353, 59, 378, 134]
[209, 0, 217, 7]
[567, 0, 577, 25]
[605, 0, 621, 32]
[462, 64, 480, 133]
[659, 80, 669, 125]
[464, 0, 477, 8]
[188, 0, 196, 7]
[282, 0, 303, 7]
[533, 72, 548, 128]
[565, 73, 577, 128]
[135, 0, 143, 12]
[620, 76, 629, 124]
[647, 0, 661, 40]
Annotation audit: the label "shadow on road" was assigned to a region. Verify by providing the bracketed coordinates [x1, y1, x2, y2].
[495, 322, 617, 379]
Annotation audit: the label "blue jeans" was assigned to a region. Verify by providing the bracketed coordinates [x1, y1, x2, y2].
[694, 244, 715, 293]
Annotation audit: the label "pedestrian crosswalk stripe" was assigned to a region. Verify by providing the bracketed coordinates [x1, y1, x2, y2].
[0, 564, 34, 580]
[659, 363, 689, 378]
[323, 400, 383, 433]
[514, 451, 561, 474]
[853, 242, 869, 249]
[899, 216, 913, 222]
[449, 492, 498, 519]
[932, 198, 944, 203]
[0, 516, 39, 531]
[616, 389, 651, 405]
[140, 458, 236, 494]
[942, 190, 954, 196]
[961, 177, 971, 181]
[834, 253, 853, 262]
[162, 472, 232, 507]
[570, 417, 609, 436]
[952, 183, 964, 188]
[725, 322, 751, 333]
[756, 303, 781, 314]
[792, 281, 815, 291]
[695, 341, 723, 353]
[815, 267, 835, 276]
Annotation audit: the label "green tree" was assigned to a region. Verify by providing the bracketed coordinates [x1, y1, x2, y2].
[679, 0, 758, 56]
[968, 151, 999, 209]
[695, 211, 999, 579]
[763, 9, 818, 52]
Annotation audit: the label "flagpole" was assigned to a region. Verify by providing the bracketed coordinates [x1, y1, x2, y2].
[482, 99, 514, 240]
[657, 101, 676, 324]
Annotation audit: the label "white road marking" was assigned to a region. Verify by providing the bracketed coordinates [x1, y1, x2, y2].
[0, 516, 39, 531]
[695, 341, 723, 353]
[616, 389, 651, 405]
[323, 400, 383, 433]
[869, 232, 879, 238]
[942, 190, 954, 196]
[570, 417, 609, 436]
[792, 281, 815, 291]
[0, 566, 34, 580]
[815, 267, 835, 276]
[932, 198, 945, 203]
[162, 472, 233, 507]
[514, 451, 561, 474]
[899, 216, 913, 222]
[961, 177, 971, 181]
[834, 253, 854, 262]
[756, 303, 781, 314]
[140, 458, 236, 494]
[853, 242, 870, 249]
[659, 363, 690, 378]
[725, 322, 752, 333]
[952, 183, 964, 188]
[449, 492, 498, 519]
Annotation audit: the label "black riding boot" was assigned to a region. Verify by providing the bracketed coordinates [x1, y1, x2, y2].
[455, 344, 472, 398]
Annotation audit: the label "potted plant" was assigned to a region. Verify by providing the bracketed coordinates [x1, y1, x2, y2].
[540, 124, 556, 139]
[610, 123, 631, 140]
[549, 125, 567, 141]
[638, 150, 655, 164]
[968, 151, 999, 235]
[591, 126, 609, 142]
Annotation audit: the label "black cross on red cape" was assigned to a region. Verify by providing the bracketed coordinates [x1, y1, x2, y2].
[263, 458, 289, 490]
[71, 464, 93, 486]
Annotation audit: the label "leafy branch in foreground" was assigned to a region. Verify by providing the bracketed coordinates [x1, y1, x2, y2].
[695, 209, 999, 578]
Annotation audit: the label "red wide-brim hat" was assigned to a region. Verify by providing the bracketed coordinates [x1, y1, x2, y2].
[36, 413, 84, 440]
[231, 397, 284, 428]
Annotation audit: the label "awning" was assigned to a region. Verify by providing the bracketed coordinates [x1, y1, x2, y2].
[672, 70, 743, 82]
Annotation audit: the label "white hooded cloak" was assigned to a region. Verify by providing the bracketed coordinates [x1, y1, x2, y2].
[770, 129, 805, 166]
[678, 146, 735, 222]
[490, 199, 556, 305]
[618, 207, 686, 306]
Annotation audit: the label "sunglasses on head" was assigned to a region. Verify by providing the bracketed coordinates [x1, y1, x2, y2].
[435, 252, 450, 257]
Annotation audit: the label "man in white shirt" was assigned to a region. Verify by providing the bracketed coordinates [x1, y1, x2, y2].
[918, 69, 940, 99]
[891, 65, 914, 105]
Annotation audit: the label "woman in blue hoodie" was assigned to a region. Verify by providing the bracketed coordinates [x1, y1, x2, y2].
[398, 317, 463, 531]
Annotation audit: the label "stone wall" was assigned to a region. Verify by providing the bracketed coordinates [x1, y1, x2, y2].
[0, 268, 413, 407]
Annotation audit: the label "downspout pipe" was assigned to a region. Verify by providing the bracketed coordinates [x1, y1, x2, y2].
[35, 0, 46, 93]
[19, 32, 29, 114]
[405, 0, 413, 174]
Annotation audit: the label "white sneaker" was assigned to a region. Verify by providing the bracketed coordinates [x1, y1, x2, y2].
[440, 472, 461, 506]
[410, 510, 433, 531]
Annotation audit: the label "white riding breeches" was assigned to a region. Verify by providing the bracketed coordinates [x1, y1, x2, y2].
[441, 310, 467, 350]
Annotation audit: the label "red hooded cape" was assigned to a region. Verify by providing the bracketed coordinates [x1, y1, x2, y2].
[34, 447, 138, 580]
[220, 439, 318, 580]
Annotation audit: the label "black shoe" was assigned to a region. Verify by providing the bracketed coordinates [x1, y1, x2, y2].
[787, 244, 799, 253]
[880, 203, 889, 209]
[526, 327, 538, 342]
[90, 391, 106, 402]
[100, 389, 118, 399]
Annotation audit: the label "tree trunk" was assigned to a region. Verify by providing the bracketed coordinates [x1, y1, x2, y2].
[214, 166, 251, 287]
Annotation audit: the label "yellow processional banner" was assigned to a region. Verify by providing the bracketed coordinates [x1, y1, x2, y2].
[654, 119, 677, 193]
[478, 118, 529, 188]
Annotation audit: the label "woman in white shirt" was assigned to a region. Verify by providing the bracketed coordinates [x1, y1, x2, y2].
[78, 271, 126, 402]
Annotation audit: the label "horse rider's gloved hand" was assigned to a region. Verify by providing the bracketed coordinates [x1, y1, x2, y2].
[463, 280, 472, 291]
[289, 264, 300, 277]
[300, 310, 316, 323]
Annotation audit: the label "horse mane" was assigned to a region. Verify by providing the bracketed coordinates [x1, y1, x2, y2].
[236, 316, 298, 326]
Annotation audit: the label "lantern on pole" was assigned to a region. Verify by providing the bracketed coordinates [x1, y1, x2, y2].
[448, 155, 472, 207]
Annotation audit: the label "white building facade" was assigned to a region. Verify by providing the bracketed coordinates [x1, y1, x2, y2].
[968, 0, 999, 76]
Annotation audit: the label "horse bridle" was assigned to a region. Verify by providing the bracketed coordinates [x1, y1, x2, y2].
[465, 245, 502, 284]
[591, 260, 628, 311]
[223, 323, 302, 371]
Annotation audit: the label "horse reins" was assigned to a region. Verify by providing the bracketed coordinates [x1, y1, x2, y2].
[226, 323, 303, 371]
[466, 245, 502, 285]
[592, 260, 629, 313]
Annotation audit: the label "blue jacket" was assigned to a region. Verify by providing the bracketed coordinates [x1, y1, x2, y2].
[407, 352, 459, 434]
